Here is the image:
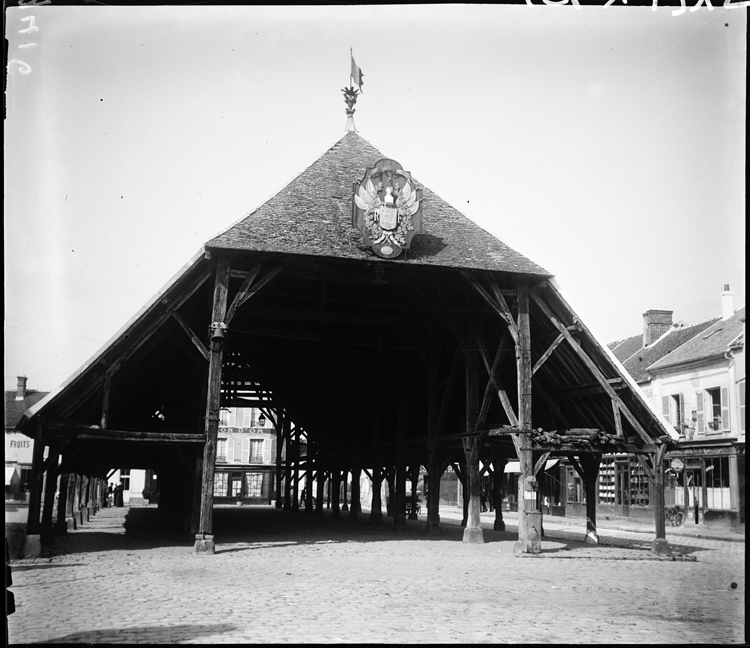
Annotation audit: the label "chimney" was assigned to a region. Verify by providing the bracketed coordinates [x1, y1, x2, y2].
[722, 284, 734, 321]
[642, 310, 673, 347]
[16, 376, 27, 401]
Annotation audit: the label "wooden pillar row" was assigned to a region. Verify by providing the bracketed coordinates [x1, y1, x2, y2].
[462, 349, 484, 543]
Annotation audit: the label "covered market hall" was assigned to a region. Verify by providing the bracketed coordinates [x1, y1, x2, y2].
[16, 98, 679, 557]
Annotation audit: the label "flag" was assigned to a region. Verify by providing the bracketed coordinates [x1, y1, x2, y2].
[350, 53, 364, 91]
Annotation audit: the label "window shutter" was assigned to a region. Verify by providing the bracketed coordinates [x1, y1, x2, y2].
[661, 396, 670, 421]
[227, 439, 235, 463]
[263, 439, 271, 463]
[739, 382, 746, 433]
[680, 395, 686, 428]
[721, 386, 730, 431]
[241, 437, 250, 463]
[696, 390, 704, 434]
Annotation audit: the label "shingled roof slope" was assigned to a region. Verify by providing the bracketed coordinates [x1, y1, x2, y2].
[207, 131, 551, 276]
[608, 335, 642, 364]
[648, 308, 745, 372]
[620, 318, 720, 383]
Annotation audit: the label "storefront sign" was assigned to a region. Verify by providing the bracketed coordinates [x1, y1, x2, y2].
[670, 458, 684, 472]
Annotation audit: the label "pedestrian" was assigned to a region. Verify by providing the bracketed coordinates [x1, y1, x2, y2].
[114, 483, 124, 507]
[300, 486, 307, 508]
[488, 492, 494, 512]
[107, 483, 114, 507]
[480, 490, 487, 513]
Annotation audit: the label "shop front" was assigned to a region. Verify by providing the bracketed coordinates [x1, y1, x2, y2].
[665, 443, 743, 528]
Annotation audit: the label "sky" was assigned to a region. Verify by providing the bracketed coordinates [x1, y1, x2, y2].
[4, 4, 746, 392]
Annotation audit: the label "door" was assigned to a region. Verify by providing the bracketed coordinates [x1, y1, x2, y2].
[230, 472, 243, 499]
[684, 468, 703, 524]
[615, 462, 630, 517]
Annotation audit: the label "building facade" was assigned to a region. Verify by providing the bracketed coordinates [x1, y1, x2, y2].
[214, 407, 277, 505]
[5, 377, 48, 501]
[604, 286, 745, 528]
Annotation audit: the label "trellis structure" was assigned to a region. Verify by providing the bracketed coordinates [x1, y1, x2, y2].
[17, 130, 677, 556]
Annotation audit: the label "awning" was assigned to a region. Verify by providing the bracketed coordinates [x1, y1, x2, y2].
[5, 466, 18, 485]
[504, 459, 560, 473]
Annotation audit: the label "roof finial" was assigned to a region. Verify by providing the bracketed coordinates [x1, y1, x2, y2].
[343, 49, 364, 132]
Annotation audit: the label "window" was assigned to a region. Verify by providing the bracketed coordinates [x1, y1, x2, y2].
[598, 459, 615, 505]
[702, 387, 729, 432]
[120, 469, 131, 491]
[20, 468, 32, 494]
[242, 409, 252, 428]
[705, 457, 731, 510]
[629, 458, 649, 507]
[662, 393, 684, 435]
[219, 409, 229, 427]
[245, 472, 263, 497]
[227, 409, 237, 429]
[241, 437, 250, 463]
[217, 439, 227, 462]
[213, 472, 228, 496]
[250, 439, 264, 463]
[739, 382, 746, 435]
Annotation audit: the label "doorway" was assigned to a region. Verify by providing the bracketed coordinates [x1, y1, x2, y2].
[615, 461, 630, 517]
[684, 467, 703, 524]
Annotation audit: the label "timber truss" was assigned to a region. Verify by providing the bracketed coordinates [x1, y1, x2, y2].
[18, 250, 676, 555]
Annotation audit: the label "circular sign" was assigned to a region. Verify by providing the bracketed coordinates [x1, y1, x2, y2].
[670, 458, 684, 473]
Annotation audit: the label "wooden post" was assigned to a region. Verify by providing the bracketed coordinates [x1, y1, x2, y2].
[581, 454, 602, 544]
[283, 418, 293, 511]
[408, 465, 419, 520]
[349, 466, 361, 520]
[492, 457, 507, 531]
[369, 466, 384, 526]
[463, 351, 484, 543]
[331, 468, 341, 518]
[65, 473, 77, 530]
[315, 466, 325, 516]
[40, 463, 58, 538]
[55, 472, 69, 533]
[194, 261, 230, 555]
[275, 409, 284, 509]
[191, 451, 203, 534]
[26, 419, 46, 535]
[514, 279, 541, 554]
[394, 374, 408, 529]
[651, 444, 672, 556]
[305, 442, 314, 515]
[341, 469, 349, 513]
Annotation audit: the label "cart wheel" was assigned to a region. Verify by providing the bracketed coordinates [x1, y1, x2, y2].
[672, 512, 684, 527]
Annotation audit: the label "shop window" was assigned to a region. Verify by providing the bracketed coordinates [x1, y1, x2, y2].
[214, 472, 228, 496]
[566, 468, 585, 503]
[598, 459, 615, 505]
[705, 457, 731, 510]
[245, 472, 263, 497]
[250, 439, 264, 463]
[20, 468, 32, 494]
[629, 459, 650, 507]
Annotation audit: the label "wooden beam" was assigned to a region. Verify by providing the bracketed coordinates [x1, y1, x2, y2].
[44, 426, 206, 443]
[532, 332, 565, 375]
[225, 262, 285, 325]
[461, 271, 519, 345]
[171, 311, 209, 362]
[530, 289, 655, 447]
[100, 374, 111, 430]
[612, 399, 624, 438]
[533, 451, 551, 476]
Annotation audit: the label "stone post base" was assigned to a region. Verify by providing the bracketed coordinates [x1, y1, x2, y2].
[423, 521, 443, 535]
[21, 534, 41, 559]
[193, 534, 215, 555]
[493, 520, 506, 532]
[39, 526, 55, 545]
[368, 511, 384, 526]
[462, 527, 485, 544]
[584, 529, 599, 544]
[651, 538, 672, 556]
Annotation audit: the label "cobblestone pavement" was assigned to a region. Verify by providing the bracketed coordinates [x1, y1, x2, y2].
[6, 504, 745, 644]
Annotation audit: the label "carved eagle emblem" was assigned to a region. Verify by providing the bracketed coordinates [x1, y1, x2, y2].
[352, 159, 423, 259]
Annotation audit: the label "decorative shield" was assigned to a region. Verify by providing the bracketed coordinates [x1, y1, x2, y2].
[352, 158, 423, 259]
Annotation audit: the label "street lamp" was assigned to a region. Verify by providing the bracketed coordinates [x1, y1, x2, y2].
[258, 413, 266, 427]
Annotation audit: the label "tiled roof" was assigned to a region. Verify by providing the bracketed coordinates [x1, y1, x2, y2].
[617, 319, 720, 383]
[5, 390, 49, 429]
[207, 131, 551, 276]
[648, 308, 746, 371]
[608, 335, 642, 363]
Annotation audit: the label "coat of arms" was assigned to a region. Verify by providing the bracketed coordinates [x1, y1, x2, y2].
[352, 159, 423, 259]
